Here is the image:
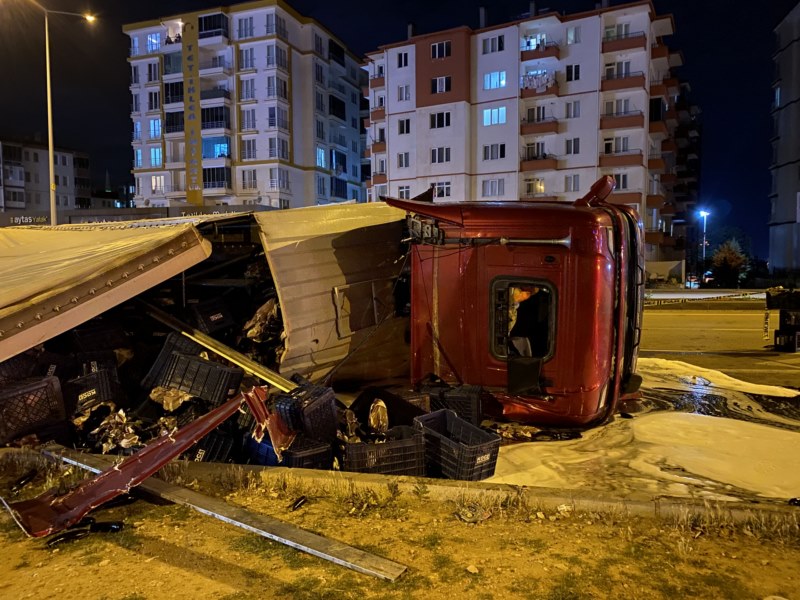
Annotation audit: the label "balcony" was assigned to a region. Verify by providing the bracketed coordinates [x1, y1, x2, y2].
[664, 77, 680, 94]
[165, 123, 184, 135]
[521, 192, 558, 201]
[369, 75, 385, 89]
[601, 71, 646, 92]
[649, 120, 668, 136]
[645, 230, 664, 244]
[602, 31, 647, 53]
[661, 139, 677, 153]
[600, 111, 644, 130]
[650, 82, 667, 98]
[646, 193, 666, 209]
[201, 88, 231, 102]
[372, 173, 387, 185]
[371, 141, 386, 153]
[651, 44, 669, 61]
[520, 41, 560, 62]
[203, 180, 232, 194]
[370, 107, 386, 121]
[520, 155, 558, 171]
[201, 120, 231, 131]
[520, 118, 559, 135]
[165, 183, 186, 197]
[609, 191, 641, 205]
[648, 155, 666, 172]
[599, 150, 643, 168]
[164, 95, 184, 107]
[661, 173, 677, 185]
[665, 109, 678, 126]
[520, 74, 558, 98]
[199, 59, 232, 77]
[165, 153, 184, 168]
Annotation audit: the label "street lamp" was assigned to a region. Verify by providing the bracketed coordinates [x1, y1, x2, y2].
[699, 210, 710, 264]
[26, 0, 96, 225]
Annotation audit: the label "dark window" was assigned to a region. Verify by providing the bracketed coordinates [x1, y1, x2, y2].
[201, 106, 230, 129]
[328, 94, 346, 120]
[165, 111, 184, 133]
[202, 166, 231, 188]
[164, 82, 184, 104]
[198, 14, 229, 38]
[328, 39, 345, 66]
[330, 176, 347, 198]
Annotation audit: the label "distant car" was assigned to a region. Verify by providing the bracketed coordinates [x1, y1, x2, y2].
[685, 275, 699, 289]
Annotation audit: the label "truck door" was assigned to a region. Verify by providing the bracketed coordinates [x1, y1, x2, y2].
[489, 277, 556, 395]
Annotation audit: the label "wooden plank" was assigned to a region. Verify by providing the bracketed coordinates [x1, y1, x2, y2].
[47, 448, 407, 582]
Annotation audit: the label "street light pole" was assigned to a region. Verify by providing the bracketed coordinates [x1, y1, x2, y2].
[26, 1, 95, 225]
[700, 210, 710, 265]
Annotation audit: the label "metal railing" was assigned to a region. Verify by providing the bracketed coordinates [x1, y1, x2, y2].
[201, 120, 230, 130]
[520, 73, 556, 90]
[602, 70, 645, 81]
[519, 40, 559, 52]
[603, 30, 646, 42]
[203, 180, 231, 189]
[201, 88, 231, 100]
[602, 109, 643, 118]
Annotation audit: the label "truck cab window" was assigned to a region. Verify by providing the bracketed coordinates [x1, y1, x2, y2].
[492, 280, 553, 360]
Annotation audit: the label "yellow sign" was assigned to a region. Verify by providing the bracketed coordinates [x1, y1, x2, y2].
[182, 16, 203, 206]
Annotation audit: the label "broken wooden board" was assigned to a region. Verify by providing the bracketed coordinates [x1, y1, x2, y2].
[45, 446, 407, 582]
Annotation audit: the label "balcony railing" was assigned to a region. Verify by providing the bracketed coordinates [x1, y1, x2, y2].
[201, 120, 230, 130]
[165, 123, 184, 134]
[199, 28, 228, 40]
[603, 30, 646, 43]
[603, 70, 645, 82]
[265, 23, 288, 39]
[201, 88, 231, 100]
[165, 95, 184, 104]
[267, 117, 289, 130]
[203, 180, 231, 189]
[199, 59, 232, 72]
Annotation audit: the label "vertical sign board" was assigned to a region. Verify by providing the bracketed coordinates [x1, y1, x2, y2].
[183, 16, 203, 206]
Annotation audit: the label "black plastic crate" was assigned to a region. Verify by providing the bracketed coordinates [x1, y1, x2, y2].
[775, 329, 800, 353]
[275, 393, 303, 432]
[779, 310, 800, 331]
[300, 386, 338, 442]
[342, 426, 425, 476]
[0, 353, 37, 385]
[75, 351, 119, 380]
[283, 435, 332, 469]
[0, 376, 66, 445]
[35, 351, 79, 381]
[72, 322, 130, 352]
[432, 385, 483, 426]
[160, 352, 243, 407]
[141, 332, 204, 389]
[414, 409, 501, 481]
[191, 297, 236, 334]
[184, 430, 235, 463]
[63, 369, 119, 414]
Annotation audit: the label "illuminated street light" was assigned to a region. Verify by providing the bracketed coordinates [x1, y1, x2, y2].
[25, 1, 96, 225]
[699, 210, 710, 265]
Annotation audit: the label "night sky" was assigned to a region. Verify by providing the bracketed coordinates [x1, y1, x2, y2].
[0, 0, 795, 257]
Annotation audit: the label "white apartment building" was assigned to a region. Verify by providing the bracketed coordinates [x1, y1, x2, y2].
[770, 1, 800, 273]
[364, 1, 682, 260]
[124, 0, 366, 210]
[0, 140, 88, 215]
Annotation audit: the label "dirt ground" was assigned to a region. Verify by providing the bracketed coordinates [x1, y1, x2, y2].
[0, 452, 798, 600]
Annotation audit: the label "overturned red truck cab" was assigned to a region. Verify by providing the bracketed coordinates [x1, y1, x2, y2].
[386, 176, 644, 427]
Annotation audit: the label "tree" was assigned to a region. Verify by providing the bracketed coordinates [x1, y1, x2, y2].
[711, 239, 749, 288]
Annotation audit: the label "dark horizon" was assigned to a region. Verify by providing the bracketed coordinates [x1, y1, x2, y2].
[0, 0, 796, 257]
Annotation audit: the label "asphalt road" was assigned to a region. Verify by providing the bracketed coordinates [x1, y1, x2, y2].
[640, 306, 800, 389]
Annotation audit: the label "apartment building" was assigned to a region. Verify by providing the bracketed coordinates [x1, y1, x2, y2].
[0, 140, 85, 215]
[124, 0, 366, 210]
[770, 1, 800, 273]
[364, 0, 684, 263]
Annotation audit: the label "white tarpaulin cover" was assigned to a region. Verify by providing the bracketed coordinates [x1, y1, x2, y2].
[254, 203, 409, 383]
[0, 221, 211, 362]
